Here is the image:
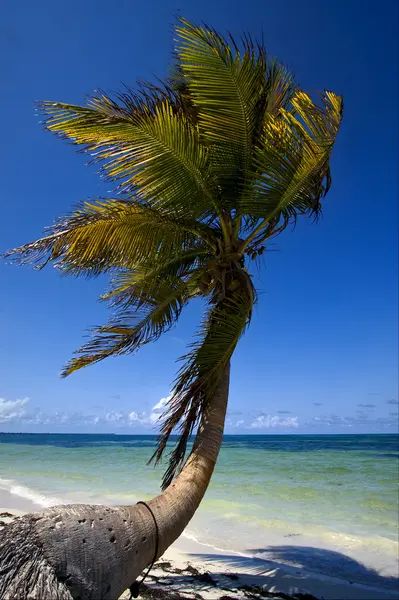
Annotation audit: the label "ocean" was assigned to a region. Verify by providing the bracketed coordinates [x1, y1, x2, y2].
[0, 433, 398, 590]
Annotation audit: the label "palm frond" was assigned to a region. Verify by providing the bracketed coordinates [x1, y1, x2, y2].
[247, 60, 296, 169]
[5, 199, 217, 275]
[151, 274, 255, 489]
[237, 61, 296, 233]
[239, 90, 343, 245]
[263, 60, 296, 116]
[175, 18, 267, 202]
[103, 248, 212, 307]
[62, 275, 189, 376]
[39, 95, 216, 220]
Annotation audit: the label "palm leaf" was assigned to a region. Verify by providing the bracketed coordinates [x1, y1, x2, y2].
[39, 95, 216, 220]
[5, 199, 217, 275]
[62, 275, 189, 376]
[151, 273, 255, 489]
[175, 18, 267, 201]
[103, 248, 212, 307]
[239, 90, 343, 246]
[236, 60, 296, 233]
[263, 60, 296, 116]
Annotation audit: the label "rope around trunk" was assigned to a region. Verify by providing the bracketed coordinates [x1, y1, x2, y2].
[129, 501, 159, 598]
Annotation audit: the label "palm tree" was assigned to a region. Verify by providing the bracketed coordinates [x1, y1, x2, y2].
[0, 18, 342, 600]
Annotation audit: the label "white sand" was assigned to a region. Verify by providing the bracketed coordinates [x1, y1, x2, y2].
[1, 489, 397, 600]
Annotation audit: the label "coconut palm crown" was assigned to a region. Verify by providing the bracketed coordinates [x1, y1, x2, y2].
[6, 18, 343, 489]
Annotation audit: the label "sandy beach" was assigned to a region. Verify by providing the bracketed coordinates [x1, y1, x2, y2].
[1, 487, 397, 600]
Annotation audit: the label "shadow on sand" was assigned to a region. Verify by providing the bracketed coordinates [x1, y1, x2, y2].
[186, 545, 398, 598]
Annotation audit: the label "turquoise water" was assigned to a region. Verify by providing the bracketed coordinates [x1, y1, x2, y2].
[1, 433, 398, 584]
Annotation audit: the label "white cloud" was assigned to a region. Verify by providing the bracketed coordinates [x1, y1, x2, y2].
[0, 397, 30, 423]
[105, 412, 125, 423]
[88, 394, 172, 428]
[152, 396, 169, 412]
[148, 395, 171, 424]
[0, 394, 175, 430]
[235, 419, 244, 427]
[307, 414, 353, 427]
[75, 394, 173, 428]
[305, 412, 398, 428]
[250, 414, 299, 429]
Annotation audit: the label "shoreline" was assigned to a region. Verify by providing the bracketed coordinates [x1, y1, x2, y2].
[1, 488, 397, 600]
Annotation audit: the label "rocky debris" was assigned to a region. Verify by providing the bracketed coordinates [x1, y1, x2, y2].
[118, 559, 320, 600]
[0, 512, 16, 530]
[239, 584, 319, 600]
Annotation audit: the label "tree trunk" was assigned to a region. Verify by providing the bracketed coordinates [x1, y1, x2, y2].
[0, 364, 230, 600]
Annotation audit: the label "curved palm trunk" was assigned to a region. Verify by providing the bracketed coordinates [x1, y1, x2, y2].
[0, 364, 230, 600]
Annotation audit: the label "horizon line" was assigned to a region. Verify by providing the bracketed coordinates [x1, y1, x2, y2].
[1, 431, 397, 436]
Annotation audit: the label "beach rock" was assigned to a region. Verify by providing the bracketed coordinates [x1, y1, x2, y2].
[195, 572, 216, 587]
[139, 584, 194, 599]
[155, 561, 173, 570]
[184, 564, 201, 576]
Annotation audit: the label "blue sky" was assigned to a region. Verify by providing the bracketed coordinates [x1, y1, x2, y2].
[1, 0, 398, 434]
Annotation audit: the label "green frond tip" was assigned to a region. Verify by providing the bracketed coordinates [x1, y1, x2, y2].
[61, 275, 190, 377]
